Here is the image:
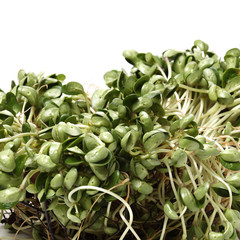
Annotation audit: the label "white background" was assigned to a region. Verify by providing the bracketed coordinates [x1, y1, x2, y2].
[0, 0, 240, 93]
[1, 0, 240, 238]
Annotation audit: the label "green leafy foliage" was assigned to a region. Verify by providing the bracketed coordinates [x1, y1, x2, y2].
[1, 41, 240, 240]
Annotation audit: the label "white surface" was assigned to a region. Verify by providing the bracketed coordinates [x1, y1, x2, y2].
[0, 0, 240, 93]
[1, 0, 240, 238]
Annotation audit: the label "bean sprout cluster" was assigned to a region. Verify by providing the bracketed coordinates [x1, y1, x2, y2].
[1, 40, 240, 240]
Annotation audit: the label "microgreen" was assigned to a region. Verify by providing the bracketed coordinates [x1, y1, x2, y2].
[2, 40, 240, 239]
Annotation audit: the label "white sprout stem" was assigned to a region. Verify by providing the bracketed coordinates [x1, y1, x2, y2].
[191, 102, 201, 116]
[185, 90, 195, 111]
[158, 181, 165, 205]
[111, 203, 124, 222]
[15, 138, 34, 157]
[205, 136, 224, 151]
[14, 116, 22, 128]
[193, 211, 199, 225]
[209, 130, 219, 140]
[178, 83, 209, 94]
[184, 164, 197, 190]
[229, 84, 240, 93]
[215, 135, 239, 150]
[119, 206, 140, 240]
[159, 216, 168, 240]
[181, 93, 189, 114]
[21, 99, 27, 123]
[205, 208, 217, 235]
[207, 109, 236, 127]
[20, 168, 40, 190]
[104, 202, 112, 228]
[231, 129, 240, 134]
[196, 98, 204, 123]
[210, 112, 233, 129]
[68, 186, 141, 240]
[199, 102, 221, 120]
[168, 99, 179, 110]
[203, 119, 222, 137]
[83, 93, 91, 113]
[12, 123, 22, 132]
[174, 167, 183, 185]
[161, 182, 165, 205]
[206, 193, 227, 222]
[228, 110, 240, 123]
[166, 213, 194, 236]
[156, 63, 168, 80]
[232, 89, 240, 98]
[229, 103, 240, 112]
[12, 222, 33, 231]
[165, 109, 185, 115]
[211, 159, 224, 179]
[182, 101, 189, 114]
[164, 98, 175, 109]
[199, 161, 232, 209]
[228, 98, 240, 107]
[210, 108, 234, 121]
[166, 139, 177, 148]
[90, 106, 95, 113]
[76, 123, 91, 129]
[205, 118, 231, 137]
[0, 132, 38, 143]
[201, 208, 210, 228]
[27, 106, 35, 122]
[189, 156, 203, 183]
[184, 91, 193, 115]
[179, 206, 187, 218]
[165, 162, 187, 239]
